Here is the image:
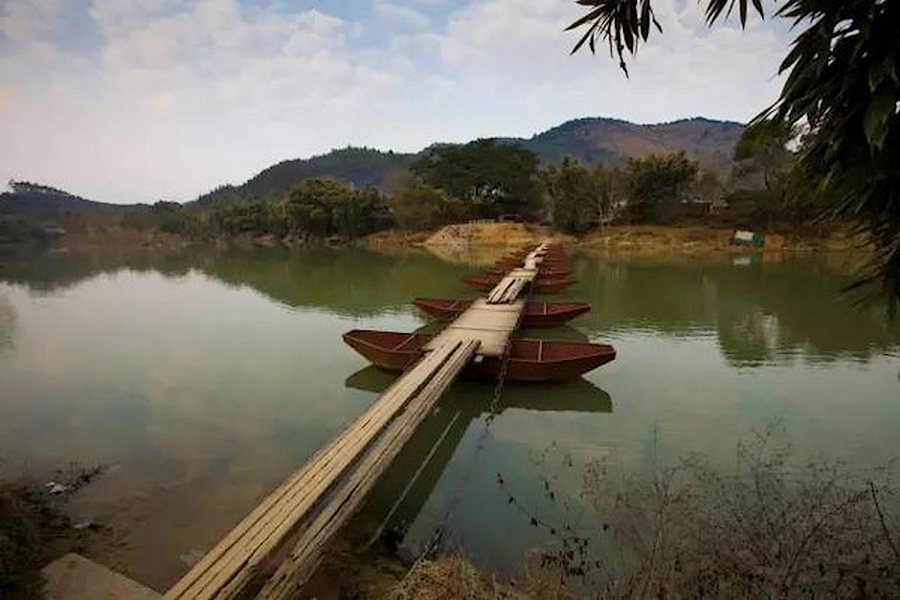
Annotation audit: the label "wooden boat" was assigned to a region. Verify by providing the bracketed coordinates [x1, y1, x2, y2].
[495, 257, 570, 270]
[343, 330, 616, 381]
[462, 274, 576, 293]
[484, 266, 572, 278]
[414, 297, 590, 326]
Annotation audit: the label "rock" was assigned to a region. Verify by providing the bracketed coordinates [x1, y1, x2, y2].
[46, 481, 71, 495]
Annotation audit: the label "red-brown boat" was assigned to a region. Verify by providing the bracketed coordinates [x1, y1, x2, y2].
[495, 256, 569, 269]
[413, 297, 590, 327]
[462, 274, 576, 293]
[484, 266, 572, 278]
[343, 330, 616, 381]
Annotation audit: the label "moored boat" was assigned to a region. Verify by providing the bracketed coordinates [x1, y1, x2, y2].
[413, 297, 590, 326]
[343, 329, 616, 382]
[484, 266, 572, 278]
[462, 274, 576, 293]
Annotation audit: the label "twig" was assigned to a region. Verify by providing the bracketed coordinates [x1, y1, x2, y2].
[868, 480, 900, 568]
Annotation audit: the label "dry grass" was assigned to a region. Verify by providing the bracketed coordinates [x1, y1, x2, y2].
[389, 554, 572, 600]
[363, 228, 433, 249]
[580, 224, 869, 255]
[570, 424, 900, 598]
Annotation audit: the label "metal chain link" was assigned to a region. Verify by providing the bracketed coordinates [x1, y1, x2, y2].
[419, 276, 533, 557]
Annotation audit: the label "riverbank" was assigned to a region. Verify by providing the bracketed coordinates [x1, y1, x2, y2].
[359, 222, 865, 254]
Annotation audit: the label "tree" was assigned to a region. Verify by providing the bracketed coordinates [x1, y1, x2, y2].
[542, 158, 599, 233]
[728, 120, 798, 228]
[626, 152, 699, 223]
[693, 170, 723, 204]
[386, 180, 467, 231]
[411, 139, 539, 218]
[568, 0, 900, 310]
[596, 165, 628, 223]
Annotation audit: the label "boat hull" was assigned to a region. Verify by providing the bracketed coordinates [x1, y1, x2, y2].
[413, 297, 590, 327]
[343, 330, 615, 382]
[462, 275, 575, 293]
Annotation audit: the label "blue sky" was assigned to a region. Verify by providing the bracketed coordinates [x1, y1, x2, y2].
[0, 0, 793, 203]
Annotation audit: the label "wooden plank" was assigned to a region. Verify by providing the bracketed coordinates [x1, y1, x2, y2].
[43, 554, 161, 600]
[256, 339, 480, 599]
[424, 300, 523, 357]
[163, 341, 464, 600]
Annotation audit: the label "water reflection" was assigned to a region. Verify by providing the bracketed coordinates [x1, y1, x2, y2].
[566, 254, 900, 365]
[0, 293, 16, 350]
[4, 246, 898, 365]
[344, 367, 612, 545]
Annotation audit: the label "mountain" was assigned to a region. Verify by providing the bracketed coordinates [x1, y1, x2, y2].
[194, 147, 416, 205]
[193, 117, 743, 204]
[0, 181, 120, 218]
[514, 117, 743, 173]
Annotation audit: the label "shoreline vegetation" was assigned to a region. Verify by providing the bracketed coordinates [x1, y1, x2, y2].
[21, 221, 868, 262]
[3, 427, 896, 598]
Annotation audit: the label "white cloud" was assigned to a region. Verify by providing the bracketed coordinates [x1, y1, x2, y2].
[0, 0, 64, 41]
[0, 0, 792, 203]
[373, 0, 430, 30]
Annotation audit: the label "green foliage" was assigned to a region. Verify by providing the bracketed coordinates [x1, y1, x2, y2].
[151, 201, 190, 234]
[568, 0, 900, 309]
[411, 139, 539, 218]
[195, 147, 415, 205]
[137, 179, 393, 242]
[727, 120, 800, 228]
[282, 179, 390, 240]
[542, 158, 600, 233]
[626, 152, 699, 223]
[387, 180, 469, 231]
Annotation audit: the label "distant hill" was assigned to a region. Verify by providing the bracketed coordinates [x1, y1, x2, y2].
[192, 117, 743, 204]
[3, 117, 745, 213]
[194, 147, 416, 205]
[513, 117, 743, 173]
[0, 181, 120, 218]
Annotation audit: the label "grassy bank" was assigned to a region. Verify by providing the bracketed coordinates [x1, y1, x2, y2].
[361, 222, 867, 257]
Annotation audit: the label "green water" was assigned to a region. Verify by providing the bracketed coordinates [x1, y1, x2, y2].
[1, 246, 898, 590]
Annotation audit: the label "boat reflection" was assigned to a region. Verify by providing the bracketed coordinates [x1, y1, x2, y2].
[343, 366, 612, 546]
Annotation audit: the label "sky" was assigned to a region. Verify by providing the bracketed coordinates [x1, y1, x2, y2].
[0, 0, 794, 204]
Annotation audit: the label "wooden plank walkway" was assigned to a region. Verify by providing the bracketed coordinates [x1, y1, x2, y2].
[424, 299, 523, 356]
[163, 340, 476, 600]
[162, 241, 553, 599]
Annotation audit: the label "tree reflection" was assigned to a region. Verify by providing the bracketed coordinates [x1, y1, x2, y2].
[0, 293, 16, 351]
[2, 246, 898, 364]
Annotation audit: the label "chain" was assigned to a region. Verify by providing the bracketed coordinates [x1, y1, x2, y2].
[419, 278, 531, 558]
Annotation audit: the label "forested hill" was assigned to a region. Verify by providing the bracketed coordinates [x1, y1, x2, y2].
[194, 147, 416, 205]
[0, 181, 119, 217]
[514, 117, 743, 173]
[193, 117, 742, 205]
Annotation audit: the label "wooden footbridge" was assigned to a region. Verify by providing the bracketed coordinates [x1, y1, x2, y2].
[162, 242, 556, 599]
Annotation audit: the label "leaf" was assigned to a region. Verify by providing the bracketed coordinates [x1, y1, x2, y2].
[752, 0, 764, 18]
[570, 25, 596, 55]
[565, 6, 604, 31]
[640, 0, 651, 40]
[863, 91, 894, 150]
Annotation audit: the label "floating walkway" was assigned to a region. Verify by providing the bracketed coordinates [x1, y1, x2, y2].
[162, 243, 554, 599]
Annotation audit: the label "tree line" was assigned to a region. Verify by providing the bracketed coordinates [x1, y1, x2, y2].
[117, 127, 814, 242]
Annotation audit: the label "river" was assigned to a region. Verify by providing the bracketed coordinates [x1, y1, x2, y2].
[1, 245, 898, 591]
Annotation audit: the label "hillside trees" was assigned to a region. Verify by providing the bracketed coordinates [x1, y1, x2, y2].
[542, 158, 600, 233]
[728, 120, 801, 228]
[411, 139, 540, 218]
[626, 152, 699, 223]
[387, 180, 469, 230]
